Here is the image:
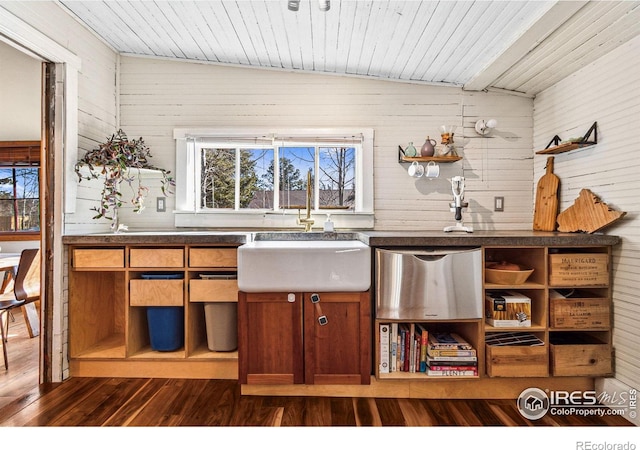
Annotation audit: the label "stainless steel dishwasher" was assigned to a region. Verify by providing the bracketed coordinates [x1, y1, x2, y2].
[375, 247, 482, 320]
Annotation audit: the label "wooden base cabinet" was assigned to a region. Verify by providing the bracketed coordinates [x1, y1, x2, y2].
[68, 245, 240, 379]
[483, 245, 613, 378]
[239, 291, 371, 385]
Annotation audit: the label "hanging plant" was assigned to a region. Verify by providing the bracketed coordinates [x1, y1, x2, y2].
[74, 129, 175, 231]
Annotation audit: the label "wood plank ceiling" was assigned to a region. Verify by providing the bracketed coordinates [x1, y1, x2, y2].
[58, 0, 640, 96]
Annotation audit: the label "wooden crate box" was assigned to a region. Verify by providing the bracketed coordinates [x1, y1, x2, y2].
[486, 344, 548, 377]
[548, 253, 609, 286]
[549, 293, 609, 329]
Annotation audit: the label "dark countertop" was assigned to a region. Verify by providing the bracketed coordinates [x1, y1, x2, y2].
[62, 229, 621, 247]
[358, 230, 621, 247]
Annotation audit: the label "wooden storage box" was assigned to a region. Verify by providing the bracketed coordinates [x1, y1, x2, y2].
[130, 279, 184, 306]
[73, 248, 124, 268]
[550, 341, 612, 376]
[550, 292, 609, 329]
[130, 248, 184, 268]
[486, 344, 548, 377]
[549, 253, 609, 286]
[189, 278, 238, 302]
[189, 248, 237, 268]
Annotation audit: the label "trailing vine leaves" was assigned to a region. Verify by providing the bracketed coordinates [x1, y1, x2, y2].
[74, 129, 175, 226]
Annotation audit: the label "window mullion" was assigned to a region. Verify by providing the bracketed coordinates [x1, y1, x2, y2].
[314, 146, 320, 211]
[273, 144, 280, 211]
[235, 148, 241, 210]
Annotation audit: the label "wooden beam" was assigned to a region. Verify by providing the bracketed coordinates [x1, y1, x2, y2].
[463, 1, 588, 92]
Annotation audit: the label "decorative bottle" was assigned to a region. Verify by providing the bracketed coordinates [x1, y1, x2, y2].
[420, 137, 436, 157]
[404, 142, 417, 157]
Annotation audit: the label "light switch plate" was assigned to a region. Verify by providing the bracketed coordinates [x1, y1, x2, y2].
[157, 197, 166, 212]
[494, 196, 504, 212]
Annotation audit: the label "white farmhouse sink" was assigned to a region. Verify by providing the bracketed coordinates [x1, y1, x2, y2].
[237, 240, 371, 292]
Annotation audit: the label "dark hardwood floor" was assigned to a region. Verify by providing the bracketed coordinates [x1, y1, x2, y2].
[0, 310, 634, 428]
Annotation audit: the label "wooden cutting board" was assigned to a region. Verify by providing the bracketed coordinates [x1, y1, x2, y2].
[533, 156, 559, 231]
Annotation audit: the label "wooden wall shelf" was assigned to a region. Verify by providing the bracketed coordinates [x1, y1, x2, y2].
[398, 146, 461, 163]
[536, 122, 597, 155]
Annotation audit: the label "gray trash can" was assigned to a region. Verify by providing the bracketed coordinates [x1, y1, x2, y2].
[204, 302, 237, 351]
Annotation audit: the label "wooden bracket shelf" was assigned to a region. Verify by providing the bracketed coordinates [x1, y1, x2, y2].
[536, 122, 597, 155]
[398, 146, 462, 163]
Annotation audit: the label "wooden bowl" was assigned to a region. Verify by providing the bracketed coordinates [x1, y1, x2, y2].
[485, 267, 534, 285]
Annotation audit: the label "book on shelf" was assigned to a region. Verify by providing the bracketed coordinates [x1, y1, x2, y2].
[427, 347, 477, 357]
[416, 323, 428, 372]
[426, 354, 478, 363]
[427, 356, 478, 366]
[428, 332, 474, 350]
[390, 323, 398, 372]
[379, 323, 390, 374]
[427, 368, 478, 377]
[428, 364, 479, 371]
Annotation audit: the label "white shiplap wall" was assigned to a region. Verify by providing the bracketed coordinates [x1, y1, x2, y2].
[118, 56, 534, 231]
[2, 2, 120, 234]
[534, 34, 640, 424]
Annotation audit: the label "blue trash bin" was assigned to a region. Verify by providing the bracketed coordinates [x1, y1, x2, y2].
[142, 273, 184, 351]
[146, 306, 184, 351]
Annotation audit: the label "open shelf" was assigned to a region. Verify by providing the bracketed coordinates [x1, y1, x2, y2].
[536, 121, 597, 155]
[398, 146, 462, 163]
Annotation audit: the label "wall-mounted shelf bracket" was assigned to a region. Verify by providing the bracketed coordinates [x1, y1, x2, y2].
[536, 122, 598, 155]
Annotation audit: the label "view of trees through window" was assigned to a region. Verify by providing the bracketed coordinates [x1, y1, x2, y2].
[0, 167, 40, 232]
[199, 146, 355, 211]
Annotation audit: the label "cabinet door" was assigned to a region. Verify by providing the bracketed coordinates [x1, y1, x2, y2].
[303, 292, 371, 385]
[238, 292, 304, 384]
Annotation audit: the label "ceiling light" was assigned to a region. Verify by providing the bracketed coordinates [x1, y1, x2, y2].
[475, 119, 498, 136]
[288, 0, 300, 11]
[319, 0, 330, 11]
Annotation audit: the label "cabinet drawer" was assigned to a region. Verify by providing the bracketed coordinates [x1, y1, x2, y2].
[130, 249, 184, 268]
[550, 342, 612, 376]
[189, 248, 237, 268]
[73, 249, 124, 268]
[130, 279, 184, 306]
[485, 345, 548, 377]
[189, 279, 238, 302]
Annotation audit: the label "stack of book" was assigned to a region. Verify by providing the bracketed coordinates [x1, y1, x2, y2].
[426, 332, 478, 377]
[379, 323, 430, 373]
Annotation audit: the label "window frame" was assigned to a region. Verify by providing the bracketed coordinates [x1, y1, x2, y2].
[173, 128, 374, 229]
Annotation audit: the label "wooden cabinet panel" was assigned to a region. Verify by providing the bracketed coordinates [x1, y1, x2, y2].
[130, 248, 184, 267]
[238, 292, 304, 384]
[239, 290, 370, 386]
[189, 248, 237, 268]
[73, 249, 124, 268]
[130, 279, 184, 306]
[189, 279, 238, 302]
[303, 292, 371, 385]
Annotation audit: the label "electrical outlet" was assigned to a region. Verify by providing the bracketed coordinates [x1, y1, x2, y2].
[494, 196, 504, 212]
[156, 197, 166, 212]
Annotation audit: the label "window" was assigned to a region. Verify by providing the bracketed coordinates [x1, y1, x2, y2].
[0, 167, 40, 232]
[174, 128, 374, 229]
[0, 141, 40, 234]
